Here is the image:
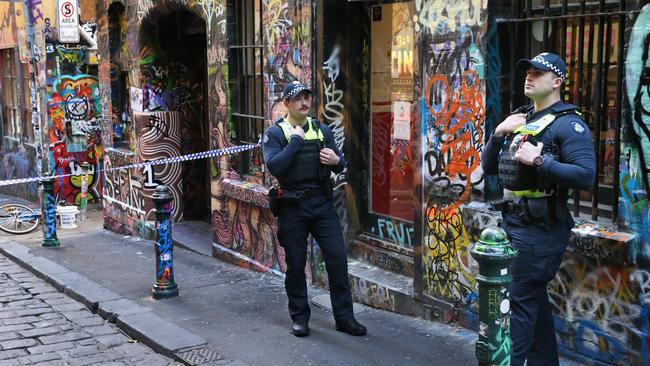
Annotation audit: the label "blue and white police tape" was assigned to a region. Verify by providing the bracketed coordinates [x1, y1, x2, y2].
[0, 143, 260, 187]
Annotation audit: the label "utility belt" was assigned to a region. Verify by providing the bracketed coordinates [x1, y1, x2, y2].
[490, 195, 568, 228]
[268, 184, 332, 216]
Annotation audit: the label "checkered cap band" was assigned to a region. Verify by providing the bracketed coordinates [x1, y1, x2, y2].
[282, 81, 311, 101]
[531, 55, 565, 79]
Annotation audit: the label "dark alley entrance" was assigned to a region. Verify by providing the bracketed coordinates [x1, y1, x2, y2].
[136, 5, 210, 222]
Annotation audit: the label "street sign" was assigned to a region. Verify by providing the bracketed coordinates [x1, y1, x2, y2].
[57, 0, 79, 43]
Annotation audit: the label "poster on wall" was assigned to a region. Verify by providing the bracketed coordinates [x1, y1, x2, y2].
[130, 87, 143, 112]
[392, 101, 410, 141]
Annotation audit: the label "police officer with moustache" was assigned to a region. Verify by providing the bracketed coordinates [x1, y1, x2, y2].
[481, 53, 596, 365]
[262, 81, 367, 337]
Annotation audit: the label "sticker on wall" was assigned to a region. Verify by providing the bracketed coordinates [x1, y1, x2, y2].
[130, 87, 144, 112]
[392, 101, 411, 141]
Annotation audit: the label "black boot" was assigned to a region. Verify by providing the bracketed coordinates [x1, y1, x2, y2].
[292, 321, 310, 337]
[335, 318, 367, 336]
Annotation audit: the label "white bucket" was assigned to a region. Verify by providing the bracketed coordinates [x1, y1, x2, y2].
[57, 206, 80, 229]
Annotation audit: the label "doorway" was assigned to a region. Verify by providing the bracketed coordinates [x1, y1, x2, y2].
[366, 1, 417, 251]
[138, 6, 210, 222]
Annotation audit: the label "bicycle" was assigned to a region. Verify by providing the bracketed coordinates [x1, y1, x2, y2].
[0, 203, 41, 234]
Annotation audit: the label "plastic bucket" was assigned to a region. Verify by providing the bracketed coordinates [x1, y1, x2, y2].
[57, 206, 79, 229]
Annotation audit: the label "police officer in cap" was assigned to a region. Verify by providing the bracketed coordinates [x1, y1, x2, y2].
[262, 81, 367, 337]
[481, 53, 596, 365]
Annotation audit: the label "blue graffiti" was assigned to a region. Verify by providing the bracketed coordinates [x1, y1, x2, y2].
[371, 218, 414, 247]
[156, 219, 173, 279]
[43, 194, 57, 238]
[575, 319, 626, 364]
[641, 304, 650, 366]
[555, 315, 632, 365]
[464, 291, 479, 327]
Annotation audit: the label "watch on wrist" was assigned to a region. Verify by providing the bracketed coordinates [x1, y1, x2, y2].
[533, 155, 544, 167]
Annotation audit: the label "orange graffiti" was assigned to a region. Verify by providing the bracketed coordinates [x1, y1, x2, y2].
[425, 69, 485, 214]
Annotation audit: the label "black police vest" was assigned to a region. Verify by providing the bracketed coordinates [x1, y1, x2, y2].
[498, 108, 579, 195]
[275, 118, 331, 187]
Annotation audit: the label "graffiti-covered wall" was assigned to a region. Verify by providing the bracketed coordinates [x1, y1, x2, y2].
[419, 0, 487, 322]
[0, 0, 102, 203]
[98, 0, 224, 234]
[46, 38, 103, 206]
[211, 0, 312, 274]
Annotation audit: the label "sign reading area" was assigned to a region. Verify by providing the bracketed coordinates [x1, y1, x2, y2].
[57, 0, 79, 43]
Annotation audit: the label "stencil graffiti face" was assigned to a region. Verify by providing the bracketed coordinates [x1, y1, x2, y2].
[65, 94, 89, 121]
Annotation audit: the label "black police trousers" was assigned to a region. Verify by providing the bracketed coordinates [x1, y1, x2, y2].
[508, 245, 563, 366]
[276, 194, 354, 323]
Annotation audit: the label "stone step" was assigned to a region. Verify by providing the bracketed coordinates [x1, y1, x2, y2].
[347, 260, 416, 316]
[172, 220, 213, 256]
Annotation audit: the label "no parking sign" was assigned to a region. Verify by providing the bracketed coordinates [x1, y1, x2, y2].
[57, 0, 79, 43]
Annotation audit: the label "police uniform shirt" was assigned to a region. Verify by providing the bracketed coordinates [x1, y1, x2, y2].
[481, 101, 596, 255]
[263, 118, 345, 190]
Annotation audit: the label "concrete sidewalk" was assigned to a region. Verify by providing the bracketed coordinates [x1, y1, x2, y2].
[0, 193, 582, 366]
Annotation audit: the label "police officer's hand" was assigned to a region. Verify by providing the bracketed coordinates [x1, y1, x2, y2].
[320, 148, 340, 166]
[292, 125, 305, 139]
[515, 141, 544, 166]
[494, 113, 526, 137]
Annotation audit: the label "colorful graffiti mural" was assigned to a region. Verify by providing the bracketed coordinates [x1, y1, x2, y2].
[264, 0, 311, 121]
[211, 0, 311, 276]
[550, 257, 649, 365]
[420, 0, 487, 314]
[45, 24, 103, 204]
[624, 3, 650, 260]
[214, 180, 288, 274]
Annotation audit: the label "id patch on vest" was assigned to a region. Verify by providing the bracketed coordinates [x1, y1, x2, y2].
[515, 113, 556, 136]
[571, 121, 586, 134]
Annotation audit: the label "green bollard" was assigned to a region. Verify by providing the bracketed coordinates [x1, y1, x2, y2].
[470, 226, 518, 366]
[151, 185, 178, 299]
[40, 176, 60, 247]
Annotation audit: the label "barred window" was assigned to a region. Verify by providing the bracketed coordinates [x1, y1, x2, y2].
[1, 48, 20, 139]
[229, 0, 264, 179]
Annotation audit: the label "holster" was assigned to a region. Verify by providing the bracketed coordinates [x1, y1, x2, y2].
[523, 197, 558, 229]
[268, 187, 293, 217]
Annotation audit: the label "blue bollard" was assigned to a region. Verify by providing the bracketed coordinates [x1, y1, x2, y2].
[41, 176, 59, 247]
[151, 185, 178, 299]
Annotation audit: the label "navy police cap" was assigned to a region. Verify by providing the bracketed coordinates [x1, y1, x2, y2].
[281, 81, 312, 101]
[517, 52, 566, 80]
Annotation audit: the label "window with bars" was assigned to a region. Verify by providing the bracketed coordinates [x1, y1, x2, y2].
[228, 0, 265, 179]
[490, 0, 626, 223]
[1, 48, 20, 139]
[20, 58, 32, 143]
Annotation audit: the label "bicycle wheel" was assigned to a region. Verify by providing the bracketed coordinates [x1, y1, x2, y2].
[0, 204, 40, 234]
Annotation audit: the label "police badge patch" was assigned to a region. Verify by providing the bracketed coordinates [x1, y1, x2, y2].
[263, 133, 269, 143]
[571, 121, 585, 134]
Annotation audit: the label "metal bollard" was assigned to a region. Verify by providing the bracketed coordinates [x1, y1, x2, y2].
[41, 176, 60, 247]
[470, 226, 518, 366]
[79, 162, 90, 221]
[151, 185, 178, 299]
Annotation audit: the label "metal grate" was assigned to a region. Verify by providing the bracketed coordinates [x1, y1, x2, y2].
[228, 0, 265, 179]
[175, 346, 227, 365]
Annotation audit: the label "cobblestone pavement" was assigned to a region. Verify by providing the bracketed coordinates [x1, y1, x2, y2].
[0, 254, 180, 366]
